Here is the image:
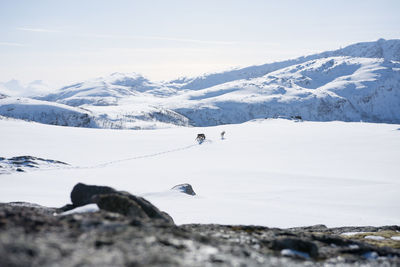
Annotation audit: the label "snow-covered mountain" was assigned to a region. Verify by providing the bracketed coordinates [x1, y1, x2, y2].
[2, 38, 400, 128]
[168, 38, 400, 91]
[38, 72, 177, 107]
[171, 56, 400, 125]
[0, 96, 96, 127]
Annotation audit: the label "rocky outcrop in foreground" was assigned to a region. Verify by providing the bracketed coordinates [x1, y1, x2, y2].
[0, 183, 399, 266]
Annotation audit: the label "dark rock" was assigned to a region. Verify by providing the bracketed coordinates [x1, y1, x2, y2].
[94, 194, 149, 220]
[70, 183, 117, 207]
[289, 224, 328, 232]
[161, 212, 174, 223]
[9, 156, 67, 166]
[69, 183, 174, 224]
[292, 115, 303, 120]
[0, 155, 68, 174]
[171, 183, 196, 196]
[1, 202, 400, 266]
[120, 193, 173, 223]
[270, 238, 319, 258]
[58, 204, 76, 212]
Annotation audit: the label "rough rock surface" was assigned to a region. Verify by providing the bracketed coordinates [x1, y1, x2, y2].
[171, 183, 196, 196]
[1, 201, 399, 266]
[1, 184, 399, 266]
[0, 155, 68, 175]
[66, 183, 174, 224]
[70, 183, 117, 207]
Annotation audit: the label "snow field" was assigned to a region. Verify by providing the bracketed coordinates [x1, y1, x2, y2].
[0, 119, 399, 227]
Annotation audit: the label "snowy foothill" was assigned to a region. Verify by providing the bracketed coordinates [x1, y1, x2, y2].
[0, 118, 399, 228]
[0, 97, 95, 127]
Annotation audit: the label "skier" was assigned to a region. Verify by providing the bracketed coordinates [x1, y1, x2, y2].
[196, 133, 206, 143]
[221, 131, 225, 139]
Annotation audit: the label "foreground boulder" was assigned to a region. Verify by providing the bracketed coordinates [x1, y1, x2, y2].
[70, 183, 117, 206]
[67, 183, 173, 224]
[1, 183, 400, 267]
[0, 202, 399, 266]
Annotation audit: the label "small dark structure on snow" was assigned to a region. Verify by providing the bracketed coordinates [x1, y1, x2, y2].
[195, 133, 206, 143]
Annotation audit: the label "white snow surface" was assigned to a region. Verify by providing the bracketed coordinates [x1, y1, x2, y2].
[0, 96, 95, 127]
[364, 235, 385, 241]
[0, 118, 399, 227]
[281, 249, 310, 259]
[4, 38, 393, 129]
[171, 56, 400, 125]
[38, 72, 176, 107]
[58, 204, 99, 216]
[341, 232, 368, 237]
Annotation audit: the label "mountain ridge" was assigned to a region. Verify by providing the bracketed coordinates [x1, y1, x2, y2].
[1, 38, 400, 128]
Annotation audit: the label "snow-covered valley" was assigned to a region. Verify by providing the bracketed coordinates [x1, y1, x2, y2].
[0, 118, 399, 227]
[1, 38, 399, 228]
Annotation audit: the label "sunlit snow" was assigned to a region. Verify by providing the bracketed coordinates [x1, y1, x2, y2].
[0, 118, 399, 227]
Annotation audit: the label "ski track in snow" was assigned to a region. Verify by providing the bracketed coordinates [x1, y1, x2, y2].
[20, 142, 209, 173]
[88, 143, 201, 169]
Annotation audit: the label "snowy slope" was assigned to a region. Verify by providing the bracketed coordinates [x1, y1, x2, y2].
[38, 72, 176, 106]
[2, 39, 399, 128]
[0, 94, 188, 130]
[0, 96, 96, 127]
[0, 118, 399, 227]
[168, 38, 400, 90]
[88, 103, 190, 129]
[171, 57, 400, 125]
[326, 38, 400, 61]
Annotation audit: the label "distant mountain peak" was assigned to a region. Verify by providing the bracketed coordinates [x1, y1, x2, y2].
[327, 38, 400, 61]
[166, 38, 400, 91]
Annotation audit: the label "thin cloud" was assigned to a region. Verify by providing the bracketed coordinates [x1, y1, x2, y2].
[89, 33, 236, 45]
[138, 36, 236, 45]
[0, 42, 26, 47]
[89, 33, 279, 46]
[17, 27, 60, 33]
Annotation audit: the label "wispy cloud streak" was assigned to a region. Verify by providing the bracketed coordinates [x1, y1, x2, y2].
[17, 27, 60, 33]
[89, 34, 280, 46]
[89, 33, 236, 45]
[0, 42, 26, 47]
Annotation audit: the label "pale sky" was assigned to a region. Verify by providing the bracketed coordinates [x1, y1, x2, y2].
[0, 0, 399, 88]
